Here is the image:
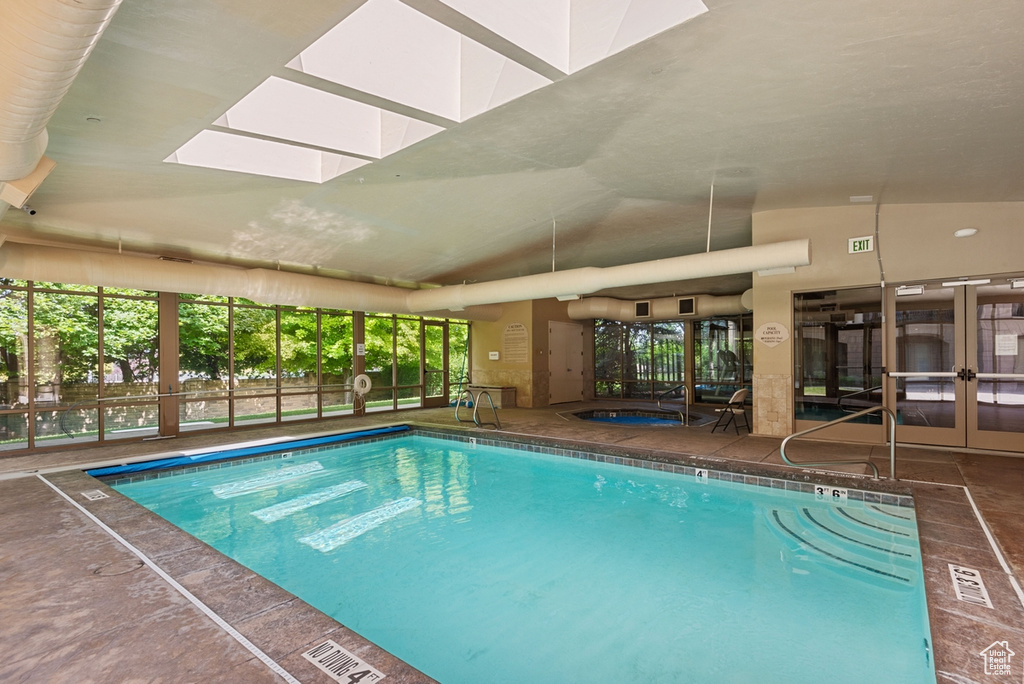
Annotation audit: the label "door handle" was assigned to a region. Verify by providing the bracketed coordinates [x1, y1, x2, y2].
[955, 368, 978, 381]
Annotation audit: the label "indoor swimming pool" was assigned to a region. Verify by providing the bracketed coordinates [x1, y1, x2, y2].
[101, 430, 936, 684]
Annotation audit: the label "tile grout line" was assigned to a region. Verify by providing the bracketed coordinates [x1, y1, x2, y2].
[35, 474, 303, 684]
[961, 484, 1024, 610]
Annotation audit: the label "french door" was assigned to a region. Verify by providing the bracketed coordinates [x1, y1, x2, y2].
[887, 276, 1024, 450]
[421, 321, 448, 408]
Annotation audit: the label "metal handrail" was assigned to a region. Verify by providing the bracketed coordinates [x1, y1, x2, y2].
[780, 405, 897, 480]
[836, 385, 882, 413]
[454, 389, 502, 430]
[58, 382, 363, 439]
[656, 384, 689, 426]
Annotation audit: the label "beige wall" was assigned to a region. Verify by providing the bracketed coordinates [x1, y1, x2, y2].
[751, 201, 1024, 436]
[470, 298, 573, 408]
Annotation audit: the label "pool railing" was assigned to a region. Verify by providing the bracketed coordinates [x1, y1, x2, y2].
[780, 405, 897, 480]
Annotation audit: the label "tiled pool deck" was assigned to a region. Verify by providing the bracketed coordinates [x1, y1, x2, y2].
[2, 403, 1022, 683]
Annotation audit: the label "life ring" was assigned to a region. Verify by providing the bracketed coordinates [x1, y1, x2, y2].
[353, 374, 373, 396]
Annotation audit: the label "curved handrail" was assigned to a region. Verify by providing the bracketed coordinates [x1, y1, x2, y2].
[836, 385, 882, 414]
[454, 389, 501, 429]
[454, 389, 473, 424]
[656, 384, 689, 426]
[779, 405, 896, 480]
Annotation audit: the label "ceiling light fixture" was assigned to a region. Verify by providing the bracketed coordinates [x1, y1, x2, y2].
[896, 285, 924, 296]
[849, 195, 873, 203]
[953, 228, 978, 238]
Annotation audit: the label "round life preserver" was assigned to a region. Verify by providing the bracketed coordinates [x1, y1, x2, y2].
[353, 374, 373, 396]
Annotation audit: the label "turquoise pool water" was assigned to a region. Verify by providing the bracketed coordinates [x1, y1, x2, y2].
[111, 434, 935, 684]
[588, 414, 679, 425]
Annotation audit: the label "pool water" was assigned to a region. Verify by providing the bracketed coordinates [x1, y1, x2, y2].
[573, 408, 703, 426]
[589, 414, 679, 425]
[111, 434, 935, 684]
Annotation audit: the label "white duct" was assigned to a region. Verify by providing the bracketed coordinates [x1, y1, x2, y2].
[408, 239, 809, 312]
[0, 239, 807, 322]
[0, 241, 504, 321]
[567, 291, 752, 322]
[0, 0, 123, 180]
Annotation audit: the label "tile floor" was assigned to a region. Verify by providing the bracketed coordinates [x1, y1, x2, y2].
[1, 402, 1022, 683]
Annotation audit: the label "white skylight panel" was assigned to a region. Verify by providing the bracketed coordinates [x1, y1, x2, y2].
[165, 0, 706, 183]
[216, 77, 383, 158]
[380, 112, 445, 157]
[290, 0, 463, 121]
[460, 37, 552, 120]
[439, 0, 708, 75]
[569, 0, 708, 73]
[166, 130, 370, 184]
[441, 0, 571, 73]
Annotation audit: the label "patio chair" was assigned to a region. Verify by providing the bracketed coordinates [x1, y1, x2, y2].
[711, 388, 750, 434]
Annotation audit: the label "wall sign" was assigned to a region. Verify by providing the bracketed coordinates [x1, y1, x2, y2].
[849, 235, 874, 253]
[995, 334, 1018, 356]
[755, 322, 790, 348]
[502, 322, 529, 364]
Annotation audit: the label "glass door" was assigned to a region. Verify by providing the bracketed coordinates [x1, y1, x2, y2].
[422, 321, 448, 408]
[969, 280, 1024, 450]
[888, 283, 965, 446]
[887, 276, 1024, 450]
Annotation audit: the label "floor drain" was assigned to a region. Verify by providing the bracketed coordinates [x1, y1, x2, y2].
[81, 489, 110, 501]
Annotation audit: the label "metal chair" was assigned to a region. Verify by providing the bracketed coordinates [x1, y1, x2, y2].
[711, 388, 750, 434]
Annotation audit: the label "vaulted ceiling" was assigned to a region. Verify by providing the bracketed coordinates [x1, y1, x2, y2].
[4, 0, 1024, 301]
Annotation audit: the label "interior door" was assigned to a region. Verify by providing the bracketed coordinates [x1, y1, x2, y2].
[548, 321, 583, 404]
[887, 276, 1024, 450]
[422, 321, 448, 408]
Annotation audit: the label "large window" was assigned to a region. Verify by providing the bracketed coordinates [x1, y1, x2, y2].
[0, 280, 469, 453]
[794, 287, 883, 422]
[448, 321, 470, 403]
[178, 297, 357, 430]
[693, 315, 752, 404]
[0, 281, 161, 450]
[593, 319, 686, 400]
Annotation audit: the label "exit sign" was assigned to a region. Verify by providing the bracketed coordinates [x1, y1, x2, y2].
[849, 236, 874, 253]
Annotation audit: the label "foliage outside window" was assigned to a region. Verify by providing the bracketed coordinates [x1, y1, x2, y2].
[0, 280, 468, 452]
[1, 281, 160, 449]
[593, 319, 685, 399]
[692, 315, 752, 404]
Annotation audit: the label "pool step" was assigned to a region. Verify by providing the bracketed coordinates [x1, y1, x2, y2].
[766, 505, 920, 586]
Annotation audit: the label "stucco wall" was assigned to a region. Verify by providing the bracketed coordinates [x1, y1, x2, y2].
[470, 298, 574, 408]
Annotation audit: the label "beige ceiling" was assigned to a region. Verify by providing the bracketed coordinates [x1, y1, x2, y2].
[4, 0, 1024, 301]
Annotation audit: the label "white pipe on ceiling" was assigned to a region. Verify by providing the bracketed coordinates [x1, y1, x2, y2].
[567, 291, 752, 322]
[0, 239, 808, 322]
[0, 0, 123, 181]
[407, 239, 809, 312]
[0, 241, 505, 320]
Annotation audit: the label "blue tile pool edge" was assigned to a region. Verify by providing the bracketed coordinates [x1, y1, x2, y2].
[92, 424, 915, 509]
[86, 425, 411, 479]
